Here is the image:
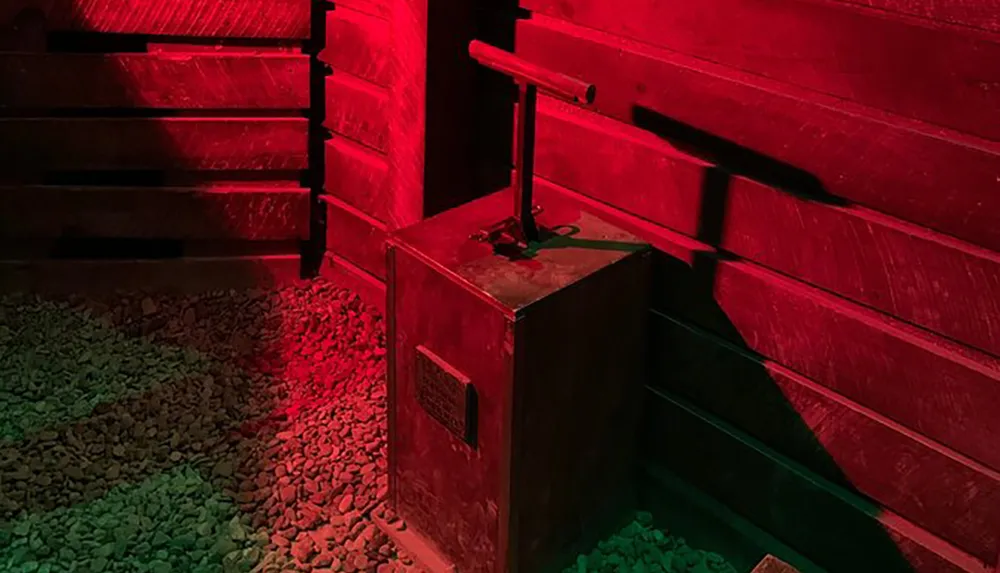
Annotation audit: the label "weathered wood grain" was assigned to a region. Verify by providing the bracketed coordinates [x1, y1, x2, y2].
[516, 17, 1000, 252]
[672, 257, 1000, 474]
[325, 137, 389, 224]
[386, 0, 430, 229]
[536, 177, 1000, 474]
[0, 185, 309, 240]
[333, 0, 389, 19]
[0, 0, 310, 38]
[0, 254, 303, 294]
[322, 8, 391, 87]
[644, 392, 993, 573]
[0, 53, 308, 109]
[828, 0, 1000, 33]
[325, 74, 389, 153]
[319, 252, 386, 313]
[324, 195, 387, 279]
[0, 118, 308, 171]
[652, 313, 1000, 564]
[145, 42, 299, 54]
[533, 97, 1000, 357]
[521, 0, 1000, 142]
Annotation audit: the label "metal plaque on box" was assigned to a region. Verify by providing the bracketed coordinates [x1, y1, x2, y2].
[414, 345, 476, 446]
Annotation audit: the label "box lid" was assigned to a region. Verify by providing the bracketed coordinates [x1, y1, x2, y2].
[389, 186, 648, 316]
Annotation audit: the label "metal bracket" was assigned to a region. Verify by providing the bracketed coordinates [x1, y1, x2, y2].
[467, 40, 596, 249]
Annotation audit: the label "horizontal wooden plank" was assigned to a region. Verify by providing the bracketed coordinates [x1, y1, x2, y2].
[145, 42, 300, 54]
[0, 118, 308, 171]
[651, 313, 1000, 564]
[828, 0, 1000, 33]
[533, 98, 1000, 357]
[638, 466, 823, 573]
[521, 1, 1000, 143]
[331, 0, 389, 19]
[0, 53, 308, 109]
[324, 195, 387, 279]
[670, 256, 1000, 473]
[319, 252, 386, 313]
[322, 8, 390, 87]
[325, 137, 389, 224]
[325, 74, 388, 153]
[516, 17, 1000, 253]
[0, 254, 303, 294]
[535, 177, 1000, 473]
[643, 391, 992, 573]
[0, 185, 308, 240]
[0, 0, 310, 38]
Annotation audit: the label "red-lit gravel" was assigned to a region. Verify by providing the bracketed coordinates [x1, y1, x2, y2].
[0, 280, 415, 572]
[1, 280, 741, 573]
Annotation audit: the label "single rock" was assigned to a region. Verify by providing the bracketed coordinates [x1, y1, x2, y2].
[337, 494, 354, 514]
[141, 298, 158, 316]
[212, 460, 233, 478]
[279, 484, 297, 504]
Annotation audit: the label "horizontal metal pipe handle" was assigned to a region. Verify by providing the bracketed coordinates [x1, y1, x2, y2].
[469, 40, 595, 104]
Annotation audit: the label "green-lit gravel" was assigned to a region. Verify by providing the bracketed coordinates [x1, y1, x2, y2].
[0, 296, 207, 441]
[0, 283, 738, 573]
[0, 465, 265, 573]
[0, 284, 407, 572]
[566, 513, 737, 573]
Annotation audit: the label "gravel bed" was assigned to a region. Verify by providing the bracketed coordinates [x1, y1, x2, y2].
[565, 512, 737, 573]
[0, 281, 737, 573]
[0, 282, 410, 573]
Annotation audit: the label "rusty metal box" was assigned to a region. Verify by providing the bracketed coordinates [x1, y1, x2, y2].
[386, 186, 650, 573]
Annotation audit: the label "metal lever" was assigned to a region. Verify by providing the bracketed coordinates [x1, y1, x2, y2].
[468, 40, 596, 248]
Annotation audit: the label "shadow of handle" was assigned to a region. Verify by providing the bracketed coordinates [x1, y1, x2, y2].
[631, 106, 846, 206]
[525, 225, 648, 256]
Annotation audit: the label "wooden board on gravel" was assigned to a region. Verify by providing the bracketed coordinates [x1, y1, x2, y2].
[753, 555, 801, 573]
[0, 53, 309, 109]
[371, 510, 455, 573]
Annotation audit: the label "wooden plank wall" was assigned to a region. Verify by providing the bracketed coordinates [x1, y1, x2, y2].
[318, 0, 392, 291]
[330, 0, 1000, 569]
[0, 0, 311, 293]
[509, 2, 1000, 573]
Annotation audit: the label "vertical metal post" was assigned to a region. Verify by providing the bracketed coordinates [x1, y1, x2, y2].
[514, 83, 539, 243]
[468, 40, 593, 247]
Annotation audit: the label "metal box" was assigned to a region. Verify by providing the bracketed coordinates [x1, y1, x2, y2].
[386, 186, 650, 573]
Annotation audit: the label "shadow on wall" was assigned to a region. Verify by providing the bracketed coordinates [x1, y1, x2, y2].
[443, 5, 926, 566]
[0, 3, 311, 273]
[629, 105, 920, 573]
[0, 4, 343, 567]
